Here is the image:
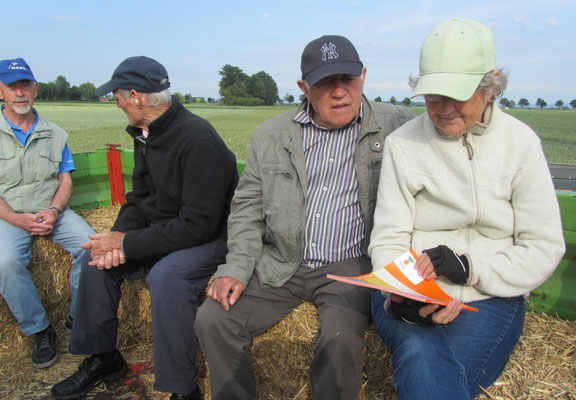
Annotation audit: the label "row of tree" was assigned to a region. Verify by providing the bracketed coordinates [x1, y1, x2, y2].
[29, 73, 576, 110]
[500, 97, 576, 109]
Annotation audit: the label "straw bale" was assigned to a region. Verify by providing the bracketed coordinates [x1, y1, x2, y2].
[1, 205, 575, 399]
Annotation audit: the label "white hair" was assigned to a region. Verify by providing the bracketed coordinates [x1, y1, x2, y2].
[116, 88, 172, 107]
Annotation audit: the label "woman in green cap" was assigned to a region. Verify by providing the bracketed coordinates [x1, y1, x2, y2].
[369, 18, 565, 399]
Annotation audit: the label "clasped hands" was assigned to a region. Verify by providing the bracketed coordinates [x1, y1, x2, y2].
[388, 245, 469, 325]
[81, 231, 126, 270]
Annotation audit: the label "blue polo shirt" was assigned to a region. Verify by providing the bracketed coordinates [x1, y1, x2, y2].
[2, 106, 75, 174]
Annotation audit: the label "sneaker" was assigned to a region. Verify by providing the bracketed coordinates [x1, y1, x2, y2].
[31, 325, 59, 369]
[51, 349, 127, 400]
[65, 314, 73, 332]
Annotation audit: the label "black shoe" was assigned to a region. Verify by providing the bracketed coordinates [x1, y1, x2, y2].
[170, 386, 201, 400]
[51, 350, 127, 400]
[31, 325, 58, 369]
[65, 314, 73, 332]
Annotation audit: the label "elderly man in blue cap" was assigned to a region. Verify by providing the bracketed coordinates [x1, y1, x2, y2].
[52, 56, 238, 400]
[0, 58, 95, 369]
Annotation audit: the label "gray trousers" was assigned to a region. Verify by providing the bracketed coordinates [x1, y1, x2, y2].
[195, 257, 372, 400]
[70, 237, 227, 395]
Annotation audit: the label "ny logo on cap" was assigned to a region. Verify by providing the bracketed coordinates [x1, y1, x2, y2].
[320, 43, 339, 61]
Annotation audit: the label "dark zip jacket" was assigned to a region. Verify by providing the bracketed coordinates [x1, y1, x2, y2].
[112, 97, 238, 259]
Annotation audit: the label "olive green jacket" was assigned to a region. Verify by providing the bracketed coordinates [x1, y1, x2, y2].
[213, 96, 415, 288]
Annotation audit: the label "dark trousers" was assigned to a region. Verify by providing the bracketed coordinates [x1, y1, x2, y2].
[195, 258, 372, 400]
[70, 237, 227, 395]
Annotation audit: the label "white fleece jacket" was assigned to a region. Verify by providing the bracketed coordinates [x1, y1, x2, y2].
[369, 104, 565, 303]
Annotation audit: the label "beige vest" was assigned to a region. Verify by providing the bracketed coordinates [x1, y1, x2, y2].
[0, 114, 68, 213]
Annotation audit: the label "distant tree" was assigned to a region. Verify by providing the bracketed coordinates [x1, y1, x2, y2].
[248, 71, 279, 105]
[508, 100, 516, 109]
[78, 82, 98, 101]
[173, 92, 184, 103]
[184, 93, 194, 103]
[402, 97, 411, 106]
[555, 100, 564, 109]
[37, 82, 57, 100]
[570, 99, 576, 109]
[207, 97, 215, 103]
[283, 93, 295, 104]
[389, 96, 396, 105]
[536, 98, 547, 109]
[68, 86, 82, 100]
[499, 97, 510, 108]
[54, 75, 71, 100]
[219, 64, 249, 105]
[518, 98, 530, 108]
[374, 96, 382, 102]
[299, 94, 306, 102]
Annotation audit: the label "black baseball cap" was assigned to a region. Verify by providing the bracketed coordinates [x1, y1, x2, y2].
[300, 35, 363, 86]
[96, 56, 170, 96]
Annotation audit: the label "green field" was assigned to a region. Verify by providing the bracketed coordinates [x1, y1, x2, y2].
[34, 102, 576, 164]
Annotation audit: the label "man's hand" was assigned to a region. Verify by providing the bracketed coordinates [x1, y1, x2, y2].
[11, 212, 54, 235]
[207, 276, 245, 311]
[91, 248, 127, 270]
[81, 231, 125, 267]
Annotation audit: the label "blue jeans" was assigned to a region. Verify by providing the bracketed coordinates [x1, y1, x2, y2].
[0, 209, 95, 336]
[371, 291, 525, 400]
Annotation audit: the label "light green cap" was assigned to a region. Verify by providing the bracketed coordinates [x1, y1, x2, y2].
[412, 18, 496, 101]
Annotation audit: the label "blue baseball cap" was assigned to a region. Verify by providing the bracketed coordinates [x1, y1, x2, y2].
[0, 58, 37, 84]
[96, 56, 170, 96]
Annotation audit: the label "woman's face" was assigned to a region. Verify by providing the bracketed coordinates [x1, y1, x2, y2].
[425, 89, 492, 136]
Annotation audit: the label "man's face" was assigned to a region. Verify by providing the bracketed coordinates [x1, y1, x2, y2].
[298, 68, 366, 130]
[114, 89, 143, 127]
[0, 80, 38, 116]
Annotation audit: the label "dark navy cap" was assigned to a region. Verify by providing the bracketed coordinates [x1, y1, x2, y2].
[301, 35, 363, 86]
[96, 56, 170, 96]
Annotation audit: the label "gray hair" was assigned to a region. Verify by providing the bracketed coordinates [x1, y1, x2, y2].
[116, 88, 172, 107]
[408, 69, 508, 100]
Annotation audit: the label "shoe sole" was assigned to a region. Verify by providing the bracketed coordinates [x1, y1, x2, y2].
[51, 363, 128, 400]
[31, 352, 58, 369]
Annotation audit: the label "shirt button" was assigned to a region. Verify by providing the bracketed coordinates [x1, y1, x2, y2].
[311, 242, 317, 247]
[322, 187, 328, 191]
[315, 213, 321, 218]
[329, 157, 334, 163]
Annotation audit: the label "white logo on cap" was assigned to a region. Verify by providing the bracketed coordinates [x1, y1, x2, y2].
[8, 61, 27, 71]
[320, 43, 338, 61]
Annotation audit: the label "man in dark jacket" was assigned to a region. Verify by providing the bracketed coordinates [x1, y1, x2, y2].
[52, 56, 238, 400]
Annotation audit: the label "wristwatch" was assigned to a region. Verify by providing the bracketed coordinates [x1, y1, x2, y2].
[50, 206, 63, 216]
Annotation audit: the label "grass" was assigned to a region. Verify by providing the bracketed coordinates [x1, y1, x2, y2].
[35, 102, 294, 161]
[33, 101, 576, 164]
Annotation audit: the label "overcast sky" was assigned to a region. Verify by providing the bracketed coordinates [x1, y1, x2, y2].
[3, 0, 575, 105]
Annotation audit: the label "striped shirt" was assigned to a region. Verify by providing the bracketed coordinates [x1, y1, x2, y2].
[295, 104, 366, 269]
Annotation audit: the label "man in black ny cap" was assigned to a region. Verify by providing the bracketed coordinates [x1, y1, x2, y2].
[195, 35, 414, 399]
[52, 56, 239, 400]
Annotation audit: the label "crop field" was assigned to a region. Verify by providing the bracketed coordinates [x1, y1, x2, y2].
[35, 102, 576, 164]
